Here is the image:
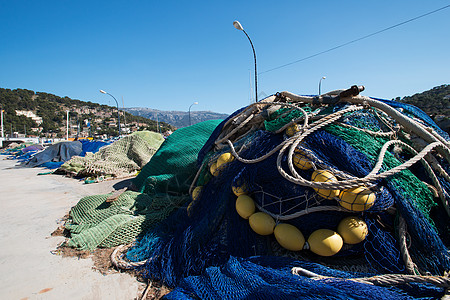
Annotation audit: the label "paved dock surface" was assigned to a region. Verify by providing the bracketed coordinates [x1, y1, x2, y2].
[0, 158, 141, 300]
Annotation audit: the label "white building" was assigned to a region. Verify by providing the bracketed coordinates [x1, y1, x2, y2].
[15, 110, 43, 125]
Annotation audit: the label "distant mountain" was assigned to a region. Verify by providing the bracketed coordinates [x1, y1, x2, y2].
[124, 107, 229, 128]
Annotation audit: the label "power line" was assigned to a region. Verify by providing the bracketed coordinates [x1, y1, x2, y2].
[259, 4, 450, 75]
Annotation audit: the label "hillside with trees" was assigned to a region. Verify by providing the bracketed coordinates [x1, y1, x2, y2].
[395, 84, 450, 132]
[396, 84, 450, 117]
[0, 88, 175, 138]
[2, 85, 449, 138]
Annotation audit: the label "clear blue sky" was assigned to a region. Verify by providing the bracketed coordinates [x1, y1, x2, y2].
[1, 1, 449, 114]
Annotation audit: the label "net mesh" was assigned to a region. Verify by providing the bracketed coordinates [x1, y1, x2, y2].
[64, 121, 222, 250]
[59, 131, 164, 179]
[125, 93, 450, 299]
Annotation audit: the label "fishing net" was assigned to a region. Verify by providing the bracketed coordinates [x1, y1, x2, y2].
[124, 87, 450, 299]
[64, 120, 222, 250]
[59, 131, 164, 179]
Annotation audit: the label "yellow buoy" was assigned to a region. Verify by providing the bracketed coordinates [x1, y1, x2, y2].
[337, 217, 368, 244]
[293, 151, 313, 170]
[187, 186, 203, 216]
[235, 195, 256, 219]
[285, 124, 300, 137]
[308, 229, 343, 256]
[232, 183, 248, 196]
[191, 186, 203, 201]
[311, 170, 340, 199]
[210, 162, 219, 176]
[249, 212, 275, 235]
[274, 223, 305, 251]
[217, 152, 235, 168]
[187, 202, 193, 215]
[338, 186, 376, 211]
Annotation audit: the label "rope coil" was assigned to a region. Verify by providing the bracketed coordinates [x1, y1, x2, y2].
[111, 244, 147, 269]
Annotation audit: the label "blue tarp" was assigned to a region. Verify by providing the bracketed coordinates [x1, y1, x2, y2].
[25, 141, 83, 168]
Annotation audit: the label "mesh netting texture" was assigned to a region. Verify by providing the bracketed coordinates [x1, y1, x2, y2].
[64, 121, 222, 250]
[125, 91, 450, 299]
[59, 131, 164, 179]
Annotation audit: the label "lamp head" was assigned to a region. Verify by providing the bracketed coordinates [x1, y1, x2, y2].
[99, 90, 107, 94]
[322, 76, 326, 80]
[194, 102, 198, 105]
[233, 21, 244, 31]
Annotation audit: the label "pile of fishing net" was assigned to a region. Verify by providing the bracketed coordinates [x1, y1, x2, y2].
[25, 141, 84, 168]
[1, 142, 29, 156]
[58, 131, 163, 181]
[1, 143, 43, 162]
[118, 86, 450, 299]
[64, 120, 222, 250]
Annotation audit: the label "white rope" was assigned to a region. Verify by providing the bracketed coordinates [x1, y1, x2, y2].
[205, 91, 450, 218]
[111, 244, 147, 269]
[256, 203, 348, 221]
[291, 267, 450, 287]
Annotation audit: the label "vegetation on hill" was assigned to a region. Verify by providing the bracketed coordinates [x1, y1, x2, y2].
[395, 84, 450, 133]
[395, 84, 450, 118]
[0, 88, 175, 138]
[1, 85, 448, 137]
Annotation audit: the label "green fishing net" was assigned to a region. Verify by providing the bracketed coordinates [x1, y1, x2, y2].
[65, 120, 223, 250]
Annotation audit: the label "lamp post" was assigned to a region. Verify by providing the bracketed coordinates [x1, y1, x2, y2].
[66, 110, 69, 140]
[188, 101, 198, 126]
[233, 20, 258, 103]
[1, 106, 4, 138]
[319, 76, 326, 95]
[100, 90, 121, 137]
[156, 113, 160, 134]
[122, 96, 127, 134]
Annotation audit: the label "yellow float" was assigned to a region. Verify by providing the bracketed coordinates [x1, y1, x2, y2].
[249, 212, 276, 235]
[293, 151, 313, 170]
[235, 195, 256, 219]
[308, 229, 343, 256]
[337, 217, 368, 244]
[210, 162, 219, 176]
[187, 186, 202, 216]
[285, 124, 300, 137]
[217, 152, 235, 168]
[232, 183, 248, 196]
[274, 223, 305, 251]
[311, 170, 340, 199]
[191, 186, 203, 201]
[338, 186, 376, 211]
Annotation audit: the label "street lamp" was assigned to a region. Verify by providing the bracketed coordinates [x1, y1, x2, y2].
[156, 112, 160, 134]
[188, 102, 198, 126]
[319, 76, 326, 95]
[99, 89, 121, 137]
[66, 110, 69, 140]
[233, 20, 258, 103]
[1, 106, 4, 138]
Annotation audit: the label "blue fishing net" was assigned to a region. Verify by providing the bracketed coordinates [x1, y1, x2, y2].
[126, 94, 450, 299]
[166, 256, 444, 300]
